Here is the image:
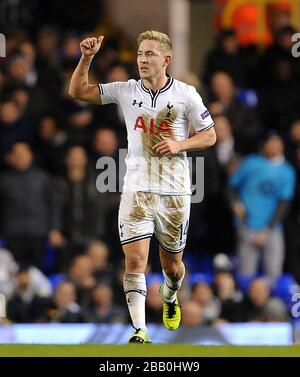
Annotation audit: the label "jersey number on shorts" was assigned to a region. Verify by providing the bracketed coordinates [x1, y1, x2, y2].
[179, 220, 189, 246]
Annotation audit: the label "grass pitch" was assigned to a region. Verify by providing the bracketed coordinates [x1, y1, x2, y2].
[0, 344, 300, 357]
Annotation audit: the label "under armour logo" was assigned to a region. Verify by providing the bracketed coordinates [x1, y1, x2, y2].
[166, 102, 174, 117]
[120, 223, 124, 237]
[132, 100, 143, 107]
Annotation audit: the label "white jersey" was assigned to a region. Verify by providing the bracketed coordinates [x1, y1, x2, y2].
[98, 76, 214, 195]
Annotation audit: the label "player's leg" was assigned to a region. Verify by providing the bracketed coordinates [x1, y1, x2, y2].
[159, 247, 185, 330]
[155, 194, 190, 330]
[122, 239, 151, 343]
[160, 248, 185, 302]
[118, 192, 155, 343]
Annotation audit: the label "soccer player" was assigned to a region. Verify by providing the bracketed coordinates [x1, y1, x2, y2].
[69, 31, 216, 343]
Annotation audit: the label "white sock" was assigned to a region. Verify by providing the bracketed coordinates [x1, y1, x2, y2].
[123, 272, 147, 331]
[162, 263, 185, 303]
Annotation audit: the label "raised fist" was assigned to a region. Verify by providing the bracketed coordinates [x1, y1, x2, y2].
[80, 36, 104, 57]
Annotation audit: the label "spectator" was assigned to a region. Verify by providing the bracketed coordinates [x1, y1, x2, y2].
[188, 114, 236, 255]
[7, 265, 49, 323]
[51, 146, 111, 262]
[0, 142, 56, 269]
[209, 71, 262, 155]
[0, 248, 18, 299]
[229, 133, 296, 279]
[36, 114, 69, 176]
[0, 248, 52, 299]
[264, 297, 289, 322]
[239, 278, 287, 322]
[43, 281, 86, 323]
[85, 240, 114, 284]
[84, 282, 128, 323]
[203, 29, 247, 87]
[190, 282, 220, 324]
[93, 65, 128, 147]
[0, 101, 32, 164]
[259, 26, 299, 86]
[67, 254, 96, 309]
[91, 127, 119, 162]
[181, 300, 204, 327]
[213, 271, 244, 323]
[7, 54, 37, 88]
[258, 59, 300, 133]
[145, 281, 163, 323]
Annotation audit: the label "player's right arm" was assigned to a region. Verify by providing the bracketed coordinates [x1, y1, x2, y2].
[69, 36, 104, 104]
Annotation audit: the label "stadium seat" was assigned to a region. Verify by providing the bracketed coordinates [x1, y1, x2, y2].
[146, 273, 164, 285]
[237, 89, 258, 108]
[235, 273, 256, 294]
[48, 273, 65, 293]
[189, 272, 213, 286]
[42, 243, 57, 274]
[271, 273, 300, 309]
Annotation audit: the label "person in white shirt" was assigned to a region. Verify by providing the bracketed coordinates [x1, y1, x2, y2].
[69, 30, 216, 343]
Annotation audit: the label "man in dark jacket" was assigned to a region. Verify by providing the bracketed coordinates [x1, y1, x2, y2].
[0, 142, 56, 268]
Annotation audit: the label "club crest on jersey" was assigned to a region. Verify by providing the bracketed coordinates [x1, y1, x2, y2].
[132, 100, 143, 107]
[166, 102, 174, 117]
[134, 116, 174, 136]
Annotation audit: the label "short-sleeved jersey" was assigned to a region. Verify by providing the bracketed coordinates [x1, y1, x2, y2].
[230, 154, 296, 230]
[98, 76, 214, 194]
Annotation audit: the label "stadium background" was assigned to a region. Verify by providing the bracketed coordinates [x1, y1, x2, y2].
[1, 0, 300, 349]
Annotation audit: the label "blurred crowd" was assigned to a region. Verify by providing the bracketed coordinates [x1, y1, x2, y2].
[1, 1, 300, 326]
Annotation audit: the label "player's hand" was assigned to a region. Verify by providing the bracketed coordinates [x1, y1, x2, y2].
[153, 136, 182, 156]
[80, 36, 104, 57]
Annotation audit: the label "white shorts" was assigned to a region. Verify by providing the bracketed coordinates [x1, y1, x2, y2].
[118, 191, 191, 253]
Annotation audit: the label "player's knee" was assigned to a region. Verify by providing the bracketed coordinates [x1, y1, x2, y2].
[126, 255, 146, 271]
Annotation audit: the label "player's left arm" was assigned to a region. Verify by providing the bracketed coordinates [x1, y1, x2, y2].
[153, 127, 216, 156]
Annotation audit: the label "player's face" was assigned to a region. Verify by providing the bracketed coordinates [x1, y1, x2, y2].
[137, 40, 169, 80]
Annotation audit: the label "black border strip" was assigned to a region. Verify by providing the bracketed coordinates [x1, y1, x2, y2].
[156, 237, 185, 254]
[97, 83, 103, 95]
[140, 77, 174, 108]
[159, 77, 174, 94]
[195, 123, 215, 133]
[121, 234, 153, 245]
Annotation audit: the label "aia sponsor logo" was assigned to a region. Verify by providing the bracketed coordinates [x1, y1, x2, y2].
[134, 116, 174, 136]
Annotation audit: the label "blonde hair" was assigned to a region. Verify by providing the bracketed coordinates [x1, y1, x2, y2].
[137, 30, 173, 55]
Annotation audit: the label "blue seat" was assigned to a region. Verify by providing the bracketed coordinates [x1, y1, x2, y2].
[235, 273, 256, 294]
[42, 243, 57, 274]
[185, 253, 215, 274]
[48, 273, 65, 293]
[237, 88, 258, 107]
[189, 272, 213, 286]
[271, 273, 299, 309]
[146, 273, 163, 285]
